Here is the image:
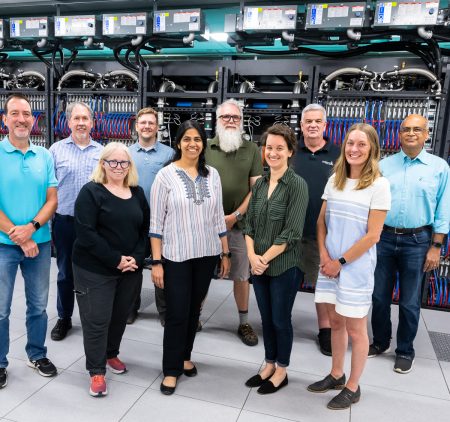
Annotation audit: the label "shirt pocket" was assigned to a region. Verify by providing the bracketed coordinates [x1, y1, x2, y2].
[268, 201, 287, 221]
[415, 176, 438, 199]
[151, 161, 165, 174]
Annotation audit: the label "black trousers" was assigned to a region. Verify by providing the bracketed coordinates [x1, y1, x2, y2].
[163, 255, 218, 377]
[52, 214, 76, 320]
[73, 264, 141, 376]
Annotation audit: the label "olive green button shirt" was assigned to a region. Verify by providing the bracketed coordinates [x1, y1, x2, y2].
[244, 167, 308, 277]
[205, 136, 263, 230]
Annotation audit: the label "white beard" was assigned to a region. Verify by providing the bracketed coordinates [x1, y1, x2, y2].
[216, 125, 243, 153]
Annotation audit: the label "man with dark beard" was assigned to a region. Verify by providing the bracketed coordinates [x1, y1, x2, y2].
[205, 99, 263, 346]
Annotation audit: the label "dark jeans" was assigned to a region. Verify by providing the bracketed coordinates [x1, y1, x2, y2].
[73, 264, 142, 376]
[163, 255, 218, 377]
[52, 214, 75, 320]
[252, 266, 300, 367]
[371, 229, 431, 359]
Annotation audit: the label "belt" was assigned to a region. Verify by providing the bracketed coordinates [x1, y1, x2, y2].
[383, 225, 430, 235]
[55, 213, 75, 220]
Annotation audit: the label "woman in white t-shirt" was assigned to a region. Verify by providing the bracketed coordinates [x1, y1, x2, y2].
[307, 123, 391, 410]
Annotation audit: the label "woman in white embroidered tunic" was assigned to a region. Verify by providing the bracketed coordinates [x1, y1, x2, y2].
[149, 120, 230, 395]
[307, 123, 391, 409]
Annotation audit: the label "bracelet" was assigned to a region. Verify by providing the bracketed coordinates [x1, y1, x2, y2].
[149, 259, 164, 266]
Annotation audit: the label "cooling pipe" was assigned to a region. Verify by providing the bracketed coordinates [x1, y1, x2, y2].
[103, 69, 139, 83]
[319, 67, 376, 93]
[57, 70, 101, 91]
[239, 80, 254, 94]
[83, 37, 94, 48]
[281, 31, 295, 43]
[381, 67, 441, 94]
[417, 27, 433, 40]
[347, 28, 361, 41]
[36, 38, 47, 48]
[183, 33, 195, 44]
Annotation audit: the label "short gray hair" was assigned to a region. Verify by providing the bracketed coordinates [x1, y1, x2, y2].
[301, 104, 327, 123]
[66, 102, 94, 121]
[216, 99, 243, 120]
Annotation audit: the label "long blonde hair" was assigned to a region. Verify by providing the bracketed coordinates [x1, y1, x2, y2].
[333, 123, 381, 191]
[91, 142, 139, 187]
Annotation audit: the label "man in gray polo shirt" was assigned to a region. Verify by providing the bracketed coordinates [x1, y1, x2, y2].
[205, 99, 263, 346]
[128, 107, 174, 325]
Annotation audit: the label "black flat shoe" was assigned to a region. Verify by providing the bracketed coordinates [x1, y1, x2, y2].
[245, 372, 274, 388]
[307, 374, 346, 393]
[257, 375, 288, 395]
[160, 381, 177, 395]
[183, 365, 197, 377]
[327, 386, 361, 410]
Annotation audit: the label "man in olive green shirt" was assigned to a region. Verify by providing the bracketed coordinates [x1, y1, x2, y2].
[205, 99, 263, 346]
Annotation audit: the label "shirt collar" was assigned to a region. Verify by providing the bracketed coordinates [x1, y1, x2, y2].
[299, 136, 330, 153]
[65, 135, 97, 148]
[135, 141, 160, 152]
[400, 148, 431, 165]
[1, 136, 37, 154]
[263, 167, 295, 185]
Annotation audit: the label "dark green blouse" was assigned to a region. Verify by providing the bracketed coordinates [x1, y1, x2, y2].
[244, 167, 308, 277]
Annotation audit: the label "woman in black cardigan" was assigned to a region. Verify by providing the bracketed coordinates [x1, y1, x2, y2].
[73, 142, 149, 397]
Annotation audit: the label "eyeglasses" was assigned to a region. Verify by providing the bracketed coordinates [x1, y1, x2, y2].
[104, 160, 131, 169]
[219, 114, 242, 122]
[399, 127, 427, 134]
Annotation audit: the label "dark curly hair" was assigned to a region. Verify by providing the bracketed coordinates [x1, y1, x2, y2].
[172, 120, 209, 177]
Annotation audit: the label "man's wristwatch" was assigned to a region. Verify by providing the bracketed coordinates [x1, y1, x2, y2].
[31, 220, 41, 231]
[220, 251, 232, 259]
[233, 211, 243, 221]
[338, 257, 347, 266]
[431, 241, 443, 249]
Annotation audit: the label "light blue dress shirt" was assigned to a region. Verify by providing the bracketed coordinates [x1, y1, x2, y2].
[380, 149, 450, 233]
[49, 136, 103, 216]
[0, 136, 58, 244]
[129, 141, 174, 205]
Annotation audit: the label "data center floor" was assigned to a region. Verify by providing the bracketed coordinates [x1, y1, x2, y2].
[1, 258, 450, 422]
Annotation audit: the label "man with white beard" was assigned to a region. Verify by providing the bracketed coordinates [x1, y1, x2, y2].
[49, 102, 103, 341]
[205, 99, 263, 346]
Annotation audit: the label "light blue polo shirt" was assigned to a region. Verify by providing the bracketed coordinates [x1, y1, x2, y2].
[0, 136, 58, 245]
[129, 141, 174, 205]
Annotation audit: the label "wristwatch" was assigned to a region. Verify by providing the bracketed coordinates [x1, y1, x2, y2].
[338, 257, 347, 266]
[220, 251, 232, 259]
[149, 258, 164, 266]
[233, 211, 243, 221]
[31, 220, 41, 231]
[431, 241, 443, 249]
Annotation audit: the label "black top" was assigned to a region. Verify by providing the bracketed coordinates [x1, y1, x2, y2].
[292, 138, 340, 238]
[73, 181, 150, 276]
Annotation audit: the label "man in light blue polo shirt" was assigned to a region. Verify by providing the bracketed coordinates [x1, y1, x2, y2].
[128, 107, 174, 324]
[370, 114, 450, 374]
[49, 102, 103, 342]
[0, 93, 58, 388]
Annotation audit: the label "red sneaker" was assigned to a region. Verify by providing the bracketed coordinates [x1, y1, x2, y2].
[107, 357, 127, 374]
[89, 375, 107, 397]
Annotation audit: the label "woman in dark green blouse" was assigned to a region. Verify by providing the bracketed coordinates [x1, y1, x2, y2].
[244, 125, 308, 395]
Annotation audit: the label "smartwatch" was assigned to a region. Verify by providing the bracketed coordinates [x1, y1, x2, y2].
[431, 241, 443, 249]
[31, 220, 41, 231]
[338, 257, 347, 266]
[233, 211, 243, 221]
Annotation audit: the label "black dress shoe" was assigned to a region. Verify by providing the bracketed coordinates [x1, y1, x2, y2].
[183, 365, 197, 377]
[51, 319, 72, 341]
[127, 310, 138, 325]
[245, 372, 274, 388]
[160, 381, 176, 395]
[257, 375, 288, 395]
[307, 373, 346, 393]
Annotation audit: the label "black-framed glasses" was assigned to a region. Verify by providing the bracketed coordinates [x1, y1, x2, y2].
[399, 127, 427, 134]
[219, 114, 242, 122]
[104, 159, 131, 169]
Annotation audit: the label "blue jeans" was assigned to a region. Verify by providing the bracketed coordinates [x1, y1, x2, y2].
[371, 229, 431, 359]
[0, 241, 51, 368]
[52, 214, 75, 320]
[252, 267, 300, 367]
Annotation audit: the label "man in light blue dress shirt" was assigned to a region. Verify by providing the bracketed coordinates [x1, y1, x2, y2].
[370, 114, 450, 374]
[49, 102, 103, 341]
[128, 107, 174, 324]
